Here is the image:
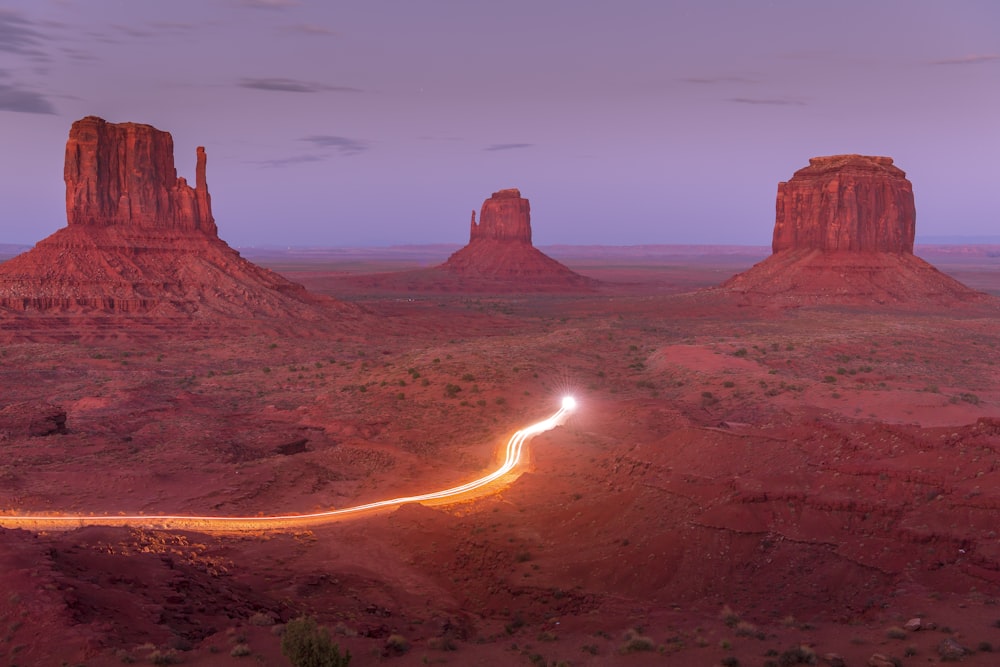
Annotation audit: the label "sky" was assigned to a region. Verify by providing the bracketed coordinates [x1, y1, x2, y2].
[1, 1, 998, 248]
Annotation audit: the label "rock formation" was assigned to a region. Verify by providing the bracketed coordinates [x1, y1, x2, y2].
[771, 155, 914, 254]
[64, 116, 216, 233]
[719, 154, 983, 306]
[0, 116, 353, 327]
[441, 189, 594, 289]
[468, 188, 532, 244]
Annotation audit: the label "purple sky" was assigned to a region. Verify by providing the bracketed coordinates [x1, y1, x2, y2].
[1, 1, 998, 247]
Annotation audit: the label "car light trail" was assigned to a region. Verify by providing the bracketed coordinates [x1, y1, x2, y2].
[0, 397, 577, 533]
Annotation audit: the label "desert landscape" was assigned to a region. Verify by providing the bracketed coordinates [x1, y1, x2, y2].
[0, 115, 999, 667]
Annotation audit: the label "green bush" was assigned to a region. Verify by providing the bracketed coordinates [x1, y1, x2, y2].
[281, 616, 351, 667]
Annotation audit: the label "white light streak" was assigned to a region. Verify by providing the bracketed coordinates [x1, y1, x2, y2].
[0, 399, 575, 532]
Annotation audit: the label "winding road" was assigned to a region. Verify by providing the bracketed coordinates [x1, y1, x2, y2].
[0, 397, 577, 533]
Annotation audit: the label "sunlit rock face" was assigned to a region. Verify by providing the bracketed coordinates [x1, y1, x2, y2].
[771, 154, 915, 254]
[65, 116, 216, 234]
[468, 188, 532, 244]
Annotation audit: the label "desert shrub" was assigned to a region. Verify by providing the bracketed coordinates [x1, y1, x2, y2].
[621, 632, 655, 653]
[978, 641, 994, 652]
[230, 643, 251, 657]
[823, 375, 836, 383]
[735, 621, 764, 639]
[461, 373, 475, 381]
[778, 644, 816, 665]
[148, 649, 181, 665]
[721, 657, 740, 667]
[384, 634, 409, 655]
[734, 348, 748, 357]
[886, 626, 907, 639]
[444, 383, 462, 397]
[281, 615, 351, 667]
[249, 612, 275, 627]
[428, 636, 457, 651]
[723, 380, 735, 388]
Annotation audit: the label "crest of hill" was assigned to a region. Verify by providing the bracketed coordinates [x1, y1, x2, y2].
[715, 154, 988, 307]
[0, 116, 355, 330]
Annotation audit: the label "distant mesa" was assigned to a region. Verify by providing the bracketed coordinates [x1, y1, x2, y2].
[0, 116, 351, 324]
[440, 188, 594, 289]
[719, 154, 985, 305]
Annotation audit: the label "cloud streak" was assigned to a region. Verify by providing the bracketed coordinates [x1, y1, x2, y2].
[301, 135, 369, 155]
[285, 24, 337, 37]
[484, 143, 534, 152]
[728, 96, 805, 107]
[929, 54, 1000, 66]
[240, 0, 301, 9]
[254, 154, 326, 168]
[0, 83, 55, 114]
[0, 9, 47, 59]
[681, 75, 756, 85]
[239, 77, 362, 93]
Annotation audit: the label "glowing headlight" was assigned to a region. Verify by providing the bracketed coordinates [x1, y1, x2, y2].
[562, 396, 577, 411]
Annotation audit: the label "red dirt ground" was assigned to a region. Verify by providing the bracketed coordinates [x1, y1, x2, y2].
[1, 247, 1000, 666]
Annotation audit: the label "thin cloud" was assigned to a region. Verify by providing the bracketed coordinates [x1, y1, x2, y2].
[149, 21, 201, 32]
[681, 75, 756, 85]
[484, 143, 534, 152]
[301, 135, 369, 155]
[0, 9, 47, 59]
[930, 54, 1000, 66]
[239, 77, 362, 93]
[254, 154, 326, 168]
[240, 0, 301, 9]
[0, 83, 56, 114]
[729, 96, 805, 107]
[110, 24, 153, 39]
[286, 24, 337, 37]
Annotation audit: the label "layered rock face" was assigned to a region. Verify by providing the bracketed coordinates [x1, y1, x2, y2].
[720, 155, 983, 306]
[441, 189, 593, 290]
[468, 188, 532, 243]
[65, 116, 216, 234]
[772, 155, 915, 254]
[0, 116, 352, 325]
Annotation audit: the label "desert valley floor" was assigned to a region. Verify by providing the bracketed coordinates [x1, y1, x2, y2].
[2, 247, 1000, 666]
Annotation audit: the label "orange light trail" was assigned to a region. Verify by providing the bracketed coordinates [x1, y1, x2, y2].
[0, 397, 577, 533]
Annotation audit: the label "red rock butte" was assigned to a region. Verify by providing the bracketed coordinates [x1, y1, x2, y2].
[720, 154, 984, 306]
[0, 116, 351, 326]
[440, 189, 594, 289]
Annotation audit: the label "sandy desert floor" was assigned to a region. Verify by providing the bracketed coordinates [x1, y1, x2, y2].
[2, 249, 1000, 666]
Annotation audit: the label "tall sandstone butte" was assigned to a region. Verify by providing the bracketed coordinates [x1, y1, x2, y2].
[771, 154, 915, 254]
[0, 116, 351, 326]
[65, 116, 216, 234]
[468, 188, 532, 244]
[720, 154, 982, 305]
[442, 188, 593, 289]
